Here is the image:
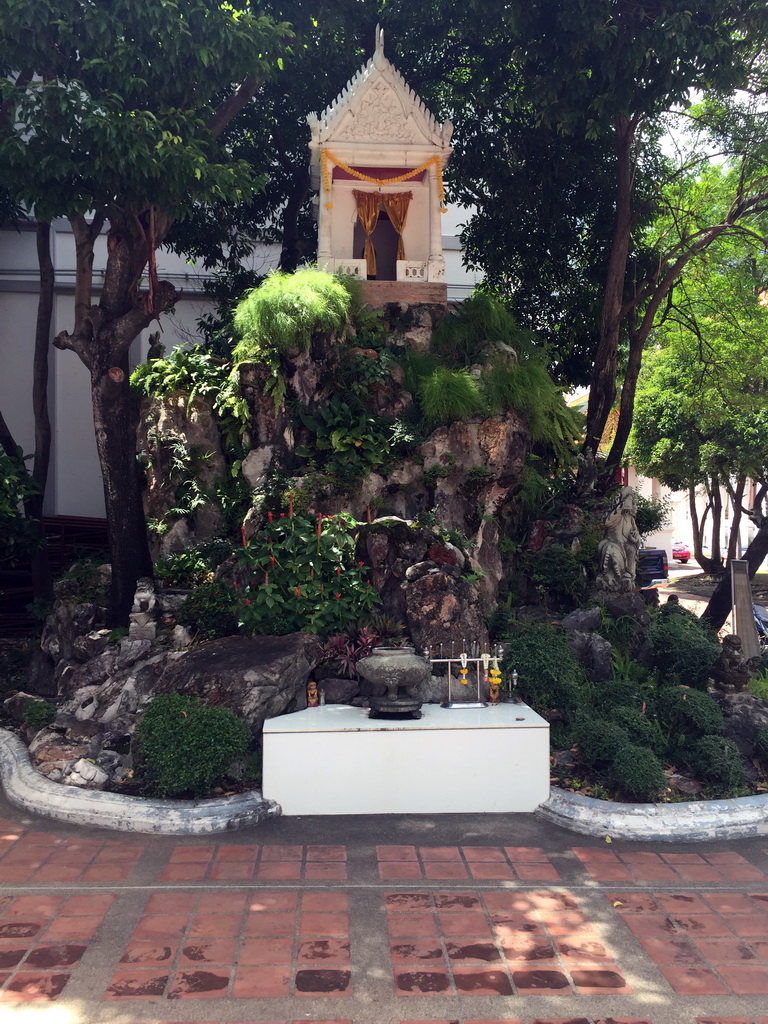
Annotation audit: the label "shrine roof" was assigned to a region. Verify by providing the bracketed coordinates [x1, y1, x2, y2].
[307, 26, 453, 157]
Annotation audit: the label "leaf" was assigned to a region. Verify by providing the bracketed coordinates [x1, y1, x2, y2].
[605, 836, 612, 844]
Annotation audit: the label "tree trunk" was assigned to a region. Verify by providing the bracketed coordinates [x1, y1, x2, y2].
[90, 349, 152, 626]
[702, 514, 768, 631]
[726, 476, 746, 563]
[25, 220, 54, 603]
[584, 115, 635, 454]
[605, 317, 643, 476]
[278, 168, 311, 272]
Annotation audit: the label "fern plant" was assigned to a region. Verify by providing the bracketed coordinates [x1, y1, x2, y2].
[419, 367, 483, 427]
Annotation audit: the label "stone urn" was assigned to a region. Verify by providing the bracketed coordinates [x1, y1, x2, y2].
[357, 645, 430, 720]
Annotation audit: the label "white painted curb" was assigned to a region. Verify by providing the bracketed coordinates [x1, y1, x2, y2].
[0, 729, 281, 834]
[537, 785, 768, 841]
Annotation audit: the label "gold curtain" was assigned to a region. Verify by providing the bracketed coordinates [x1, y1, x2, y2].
[352, 190, 381, 277]
[381, 191, 412, 261]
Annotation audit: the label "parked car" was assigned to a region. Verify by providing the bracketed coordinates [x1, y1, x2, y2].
[637, 548, 669, 588]
[672, 540, 691, 563]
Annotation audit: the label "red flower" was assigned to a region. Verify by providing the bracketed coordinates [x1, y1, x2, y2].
[296, 586, 302, 597]
[268, 510, 273, 523]
[232, 580, 238, 590]
[358, 561, 364, 568]
[241, 525, 247, 548]
[245, 598, 251, 605]
[270, 555, 275, 568]
[280, 513, 285, 518]
[335, 592, 341, 600]
[336, 565, 341, 575]
[289, 491, 294, 518]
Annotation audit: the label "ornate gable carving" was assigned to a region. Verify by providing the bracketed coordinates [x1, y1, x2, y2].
[333, 78, 423, 144]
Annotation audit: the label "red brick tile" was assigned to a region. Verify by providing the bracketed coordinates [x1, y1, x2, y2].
[0, 946, 28, 968]
[571, 967, 632, 994]
[170, 844, 214, 862]
[104, 969, 169, 999]
[303, 892, 349, 912]
[491, 915, 545, 936]
[435, 892, 481, 910]
[718, 866, 766, 881]
[750, 939, 768, 959]
[723, 913, 768, 936]
[671, 914, 732, 936]
[387, 913, 438, 938]
[505, 846, 548, 861]
[584, 865, 634, 881]
[622, 915, 676, 939]
[132, 915, 189, 940]
[621, 852, 662, 863]
[144, 893, 198, 915]
[663, 853, 706, 863]
[249, 892, 298, 912]
[294, 968, 352, 995]
[180, 939, 236, 965]
[453, 966, 513, 994]
[674, 865, 725, 882]
[538, 912, 592, 934]
[439, 912, 491, 936]
[3, 896, 58, 919]
[25, 943, 87, 968]
[654, 893, 710, 913]
[60, 894, 115, 916]
[385, 893, 432, 910]
[161, 863, 208, 882]
[0, 972, 70, 1001]
[555, 937, 613, 962]
[44, 916, 102, 940]
[425, 862, 468, 880]
[377, 845, 417, 861]
[189, 913, 244, 938]
[500, 937, 557, 962]
[380, 862, 422, 880]
[300, 912, 349, 936]
[257, 862, 303, 880]
[306, 845, 346, 861]
[297, 938, 350, 962]
[120, 941, 178, 964]
[210, 862, 254, 881]
[572, 847, 619, 861]
[696, 1018, 753, 1024]
[629, 865, 679, 882]
[239, 936, 295, 963]
[305, 863, 347, 880]
[528, 891, 579, 912]
[420, 846, 463, 861]
[693, 938, 757, 963]
[167, 968, 230, 998]
[717, 963, 768, 993]
[32, 865, 83, 882]
[446, 939, 501, 963]
[232, 965, 290, 997]
[660, 965, 729, 994]
[704, 894, 756, 914]
[92, 844, 143, 863]
[516, 864, 560, 881]
[639, 937, 702, 963]
[462, 846, 507, 861]
[0, 919, 44, 939]
[708, 852, 755, 864]
[82, 864, 133, 882]
[606, 893, 660, 913]
[244, 912, 296, 937]
[390, 939, 444, 963]
[215, 843, 259, 861]
[260, 844, 303, 861]
[198, 892, 248, 914]
[394, 969, 451, 994]
[483, 893, 535, 913]
[512, 968, 570, 991]
[468, 863, 515, 880]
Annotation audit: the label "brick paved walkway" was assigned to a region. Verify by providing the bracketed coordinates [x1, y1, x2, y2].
[2, 800, 768, 1024]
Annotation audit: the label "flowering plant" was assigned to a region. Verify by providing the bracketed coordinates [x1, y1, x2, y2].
[236, 501, 380, 637]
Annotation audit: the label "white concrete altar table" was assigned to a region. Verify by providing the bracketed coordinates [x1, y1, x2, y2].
[262, 702, 550, 815]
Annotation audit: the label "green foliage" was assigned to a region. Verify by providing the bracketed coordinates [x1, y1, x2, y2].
[154, 540, 234, 589]
[180, 581, 238, 640]
[430, 292, 523, 367]
[419, 367, 483, 427]
[232, 269, 351, 409]
[608, 744, 666, 802]
[756, 726, 768, 762]
[501, 624, 585, 721]
[0, 449, 39, 565]
[574, 719, 630, 771]
[607, 705, 665, 755]
[635, 493, 672, 540]
[55, 558, 109, 603]
[21, 700, 56, 730]
[680, 735, 747, 795]
[656, 686, 724, 747]
[749, 672, 768, 702]
[529, 546, 586, 608]
[135, 693, 250, 798]
[649, 603, 721, 688]
[236, 507, 379, 639]
[295, 394, 391, 490]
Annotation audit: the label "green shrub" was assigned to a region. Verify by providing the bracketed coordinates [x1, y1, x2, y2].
[180, 581, 238, 640]
[608, 743, 666, 802]
[430, 291, 518, 366]
[656, 686, 724, 746]
[155, 540, 234, 588]
[607, 705, 665, 754]
[135, 693, 251, 797]
[574, 719, 630, 770]
[501, 624, 585, 721]
[649, 604, 721, 688]
[529, 546, 586, 608]
[22, 699, 56, 730]
[681, 735, 747, 794]
[749, 671, 768, 702]
[419, 367, 483, 426]
[591, 679, 644, 714]
[756, 725, 768, 762]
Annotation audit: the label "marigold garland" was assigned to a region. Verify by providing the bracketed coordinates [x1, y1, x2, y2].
[320, 150, 447, 212]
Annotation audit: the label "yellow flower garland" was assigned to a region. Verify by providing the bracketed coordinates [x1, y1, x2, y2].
[320, 150, 447, 212]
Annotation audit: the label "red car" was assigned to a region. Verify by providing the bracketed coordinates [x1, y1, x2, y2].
[672, 541, 691, 564]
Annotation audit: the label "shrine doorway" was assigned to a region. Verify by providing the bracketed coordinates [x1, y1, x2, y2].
[353, 211, 399, 281]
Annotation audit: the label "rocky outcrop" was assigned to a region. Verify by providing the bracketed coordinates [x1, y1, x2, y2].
[404, 562, 489, 655]
[718, 692, 768, 759]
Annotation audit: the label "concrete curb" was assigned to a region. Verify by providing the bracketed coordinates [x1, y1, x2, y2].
[0, 729, 281, 834]
[537, 785, 768, 841]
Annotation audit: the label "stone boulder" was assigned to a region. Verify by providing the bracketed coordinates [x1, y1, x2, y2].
[564, 630, 613, 682]
[718, 692, 768, 759]
[404, 563, 489, 655]
[156, 632, 324, 732]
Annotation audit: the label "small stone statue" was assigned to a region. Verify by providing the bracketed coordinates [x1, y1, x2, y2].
[710, 634, 753, 695]
[128, 576, 157, 640]
[596, 486, 641, 592]
[307, 680, 320, 706]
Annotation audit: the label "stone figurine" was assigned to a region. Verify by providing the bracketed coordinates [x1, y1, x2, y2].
[710, 634, 754, 695]
[128, 576, 157, 641]
[596, 486, 641, 592]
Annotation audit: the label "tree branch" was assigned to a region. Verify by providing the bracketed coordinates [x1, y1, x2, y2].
[206, 76, 261, 138]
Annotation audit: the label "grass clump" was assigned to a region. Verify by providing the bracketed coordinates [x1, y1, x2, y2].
[679, 735, 747, 795]
[180, 581, 238, 640]
[501, 624, 585, 725]
[419, 367, 483, 427]
[135, 693, 251, 798]
[22, 699, 56, 731]
[656, 686, 724, 747]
